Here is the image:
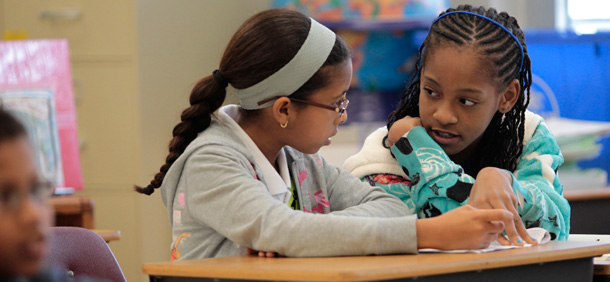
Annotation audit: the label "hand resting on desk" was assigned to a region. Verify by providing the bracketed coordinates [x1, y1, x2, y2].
[245, 205, 516, 257]
[420, 227, 550, 253]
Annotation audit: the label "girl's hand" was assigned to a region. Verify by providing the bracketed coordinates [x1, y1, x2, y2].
[246, 248, 282, 257]
[467, 167, 536, 246]
[388, 116, 422, 147]
[416, 205, 512, 250]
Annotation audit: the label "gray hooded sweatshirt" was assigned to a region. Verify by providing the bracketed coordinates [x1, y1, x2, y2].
[161, 106, 418, 259]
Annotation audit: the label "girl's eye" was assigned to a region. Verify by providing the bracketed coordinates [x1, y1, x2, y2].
[30, 181, 53, 201]
[424, 89, 438, 97]
[460, 99, 476, 106]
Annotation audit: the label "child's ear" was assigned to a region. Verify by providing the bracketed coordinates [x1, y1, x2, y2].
[272, 97, 292, 125]
[498, 79, 520, 114]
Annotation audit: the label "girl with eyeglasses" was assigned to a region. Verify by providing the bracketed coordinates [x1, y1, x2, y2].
[0, 109, 104, 281]
[136, 8, 517, 259]
[345, 5, 570, 245]
[0, 109, 54, 279]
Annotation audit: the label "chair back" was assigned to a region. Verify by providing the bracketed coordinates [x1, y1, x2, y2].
[44, 227, 127, 282]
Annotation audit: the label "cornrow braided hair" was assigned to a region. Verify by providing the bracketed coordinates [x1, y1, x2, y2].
[386, 4, 532, 174]
[135, 9, 350, 195]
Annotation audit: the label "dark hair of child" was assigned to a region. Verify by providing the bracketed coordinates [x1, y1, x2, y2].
[136, 9, 350, 195]
[0, 108, 26, 142]
[386, 4, 532, 175]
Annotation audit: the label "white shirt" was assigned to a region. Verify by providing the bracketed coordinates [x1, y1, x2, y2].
[218, 105, 291, 203]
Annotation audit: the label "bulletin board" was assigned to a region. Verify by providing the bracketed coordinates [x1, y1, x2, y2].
[0, 39, 83, 191]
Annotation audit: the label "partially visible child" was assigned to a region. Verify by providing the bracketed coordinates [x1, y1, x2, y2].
[0, 109, 55, 280]
[0, 109, 101, 282]
[345, 5, 570, 244]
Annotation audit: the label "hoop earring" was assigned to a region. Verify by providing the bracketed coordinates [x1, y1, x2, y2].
[280, 121, 288, 128]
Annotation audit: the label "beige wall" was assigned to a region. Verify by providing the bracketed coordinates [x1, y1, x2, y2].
[0, 2, 4, 34]
[135, 1, 271, 281]
[2, 1, 270, 281]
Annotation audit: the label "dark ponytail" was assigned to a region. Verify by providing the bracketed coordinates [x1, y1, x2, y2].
[136, 9, 350, 195]
[135, 77, 226, 195]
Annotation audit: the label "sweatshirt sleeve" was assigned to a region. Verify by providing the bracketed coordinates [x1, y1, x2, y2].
[390, 126, 474, 218]
[361, 174, 418, 214]
[511, 119, 570, 241]
[317, 154, 417, 219]
[390, 125, 570, 241]
[183, 146, 418, 257]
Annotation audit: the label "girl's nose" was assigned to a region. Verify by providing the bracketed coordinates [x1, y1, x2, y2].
[19, 197, 43, 226]
[432, 103, 458, 125]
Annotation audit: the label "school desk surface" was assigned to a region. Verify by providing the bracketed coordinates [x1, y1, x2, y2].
[142, 241, 610, 282]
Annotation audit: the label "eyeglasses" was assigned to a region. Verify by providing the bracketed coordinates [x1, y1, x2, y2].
[257, 94, 349, 117]
[0, 181, 54, 213]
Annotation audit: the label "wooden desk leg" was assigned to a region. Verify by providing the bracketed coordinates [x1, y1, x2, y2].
[52, 195, 95, 229]
[81, 208, 94, 229]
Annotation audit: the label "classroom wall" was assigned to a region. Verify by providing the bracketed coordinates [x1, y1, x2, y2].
[135, 1, 271, 281]
[0, 2, 4, 34]
[1, 1, 269, 282]
[0, 1, 555, 281]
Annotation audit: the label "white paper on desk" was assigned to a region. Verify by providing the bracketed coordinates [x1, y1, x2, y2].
[419, 227, 551, 254]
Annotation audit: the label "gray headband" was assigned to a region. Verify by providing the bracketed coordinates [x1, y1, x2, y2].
[234, 18, 336, 110]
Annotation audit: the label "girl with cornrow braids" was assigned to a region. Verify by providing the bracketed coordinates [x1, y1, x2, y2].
[345, 5, 570, 244]
[135, 9, 517, 259]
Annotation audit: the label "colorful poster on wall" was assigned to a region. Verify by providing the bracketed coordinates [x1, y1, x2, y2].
[0, 90, 64, 188]
[0, 39, 83, 191]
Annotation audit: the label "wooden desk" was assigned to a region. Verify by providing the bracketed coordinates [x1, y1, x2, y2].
[564, 188, 610, 201]
[595, 257, 610, 282]
[51, 195, 95, 229]
[564, 188, 610, 234]
[143, 241, 610, 282]
[92, 229, 121, 243]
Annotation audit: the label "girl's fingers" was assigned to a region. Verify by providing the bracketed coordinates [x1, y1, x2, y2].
[514, 216, 537, 244]
[503, 216, 525, 246]
[479, 209, 512, 224]
[487, 219, 506, 233]
[500, 195, 534, 245]
[497, 234, 511, 246]
[487, 193, 526, 246]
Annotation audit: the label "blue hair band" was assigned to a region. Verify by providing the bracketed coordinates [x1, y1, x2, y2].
[432, 11, 524, 73]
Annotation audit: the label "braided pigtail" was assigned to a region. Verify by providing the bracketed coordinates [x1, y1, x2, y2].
[135, 76, 226, 195]
[136, 9, 351, 195]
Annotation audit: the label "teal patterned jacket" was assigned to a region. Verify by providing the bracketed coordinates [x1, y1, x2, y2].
[344, 111, 570, 240]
